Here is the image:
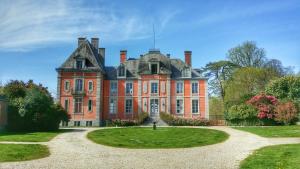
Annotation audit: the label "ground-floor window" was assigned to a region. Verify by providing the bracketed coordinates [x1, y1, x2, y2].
[64, 99, 69, 112]
[88, 99, 92, 112]
[125, 99, 133, 114]
[192, 99, 199, 114]
[86, 121, 92, 127]
[74, 98, 83, 114]
[176, 99, 183, 114]
[74, 121, 80, 126]
[109, 98, 117, 114]
[62, 121, 68, 127]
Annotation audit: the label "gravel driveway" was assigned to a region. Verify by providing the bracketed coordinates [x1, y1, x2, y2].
[0, 126, 299, 169]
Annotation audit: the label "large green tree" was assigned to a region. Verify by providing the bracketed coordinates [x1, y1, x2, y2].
[202, 60, 238, 100]
[227, 41, 266, 68]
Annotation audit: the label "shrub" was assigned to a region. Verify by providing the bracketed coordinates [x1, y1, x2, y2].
[227, 104, 257, 120]
[160, 112, 209, 126]
[266, 76, 300, 100]
[107, 112, 149, 127]
[274, 101, 298, 125]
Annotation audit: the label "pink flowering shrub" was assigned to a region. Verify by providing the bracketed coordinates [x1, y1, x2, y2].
[274, 101, 298, 125]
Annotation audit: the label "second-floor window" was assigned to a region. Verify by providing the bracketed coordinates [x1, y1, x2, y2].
[75, 79, 83, 91]
[126, 82, 133, 95]
[176, 82, 183, 94]
[76, 60, 83, 69]
[88, 81, 93, 92]
[64, 81, 70, 91]
[151, 82, 158, 94]
[192, 82, 198, 94]
[110, 82, 118, 95]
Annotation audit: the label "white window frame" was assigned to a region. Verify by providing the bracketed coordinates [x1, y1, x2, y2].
[110, 81, 118, 96]
[118, 65, 126, 78]
[191, 81, 199, 94]
[64, 80, 70, 92]
[191, 99, 199, 114]
[88, 81, 93, 92]
[125, 98, 133, 114]
[125, 82, 133, 95]
[176, 98, 184, 114]
[109, 98, 117, 114]
[74, 97, 83, 114]
[75, 59, 85, 69]
[176, 81, 183, 94]
[74, 78, 84, 92]
[88, 99, 92, 112]
[151, 82, 158, 94]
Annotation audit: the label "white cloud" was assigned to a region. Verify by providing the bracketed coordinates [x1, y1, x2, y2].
[0, 0, 178, 52]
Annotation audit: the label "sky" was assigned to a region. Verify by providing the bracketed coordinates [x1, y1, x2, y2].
[0, 0, 300, 96]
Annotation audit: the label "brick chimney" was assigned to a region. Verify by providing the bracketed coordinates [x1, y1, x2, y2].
[78, 37, 86, 47]
[91, 38, 99, 50]
[120, 50, 127, 63]
[184, 51, 192, 66]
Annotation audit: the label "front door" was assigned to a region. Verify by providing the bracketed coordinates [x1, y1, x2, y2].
[150, 99, 159, 117]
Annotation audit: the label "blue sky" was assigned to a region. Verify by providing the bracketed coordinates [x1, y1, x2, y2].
[0, 0, 300, 96]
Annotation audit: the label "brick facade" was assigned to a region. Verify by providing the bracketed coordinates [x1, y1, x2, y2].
[57, 38, 209, 126]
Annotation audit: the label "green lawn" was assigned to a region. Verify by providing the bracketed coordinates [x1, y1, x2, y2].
[0, 144, 50, 162]
[0, 129, 68, 142]
[240, 144, 300, 169]
[233, 126, 300, 137]
[87, 127, 229, 149]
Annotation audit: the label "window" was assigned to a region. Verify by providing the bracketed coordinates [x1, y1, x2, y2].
[126, 82, 133, 95]
[86, 121, 92, 127]
[76, 60, 83, 69]
[62, 121, 68, 127]
[151, 64, 158, 74]
[192, 82, 198, 94]
[75, 79, 83, 91]
[64, 81, 70, 91]
[74, 121, 81, 126]
[192, 100, 199, 114]
[176, 99, 183, 114]
[118, 66, 125, 77]
[176, 82, 183, 94]
[125, 99, 133, 114]
[109, 98, 117, 114]
[182, 68, 190, 77]
[88, 81, 93, 91]
[74, 98, 83, 113]
[151, 82, 158, 94]
[64, 99, 69, 112]
[110, 82, 118, 95]
[88, 99, 92, 112]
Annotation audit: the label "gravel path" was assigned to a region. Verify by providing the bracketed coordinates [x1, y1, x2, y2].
[0, 126, 299, 169]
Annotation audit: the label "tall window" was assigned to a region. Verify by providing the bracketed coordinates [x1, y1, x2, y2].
[75, 79, 83, 91]
[126, 82, 133, 95]
[176, 99, 183, 114]
[176, 82, 183, 94]
[74, 98, 83, 113]
[76, 60, 83, 69]
[64, 81, 70, 91]
[64, 99, 69, 112]
[88, 99, 92, 112]
[192, 82, 198, 94]
[118, 66, 125, 77]
[151, 82, 158, 94]
[88, 81, 93, 91]
[151, 64, 158, 74]
[192, 99, 199, 114]
[182, 68, 190, 77]
[125, 99, 133, 114]
[110, 82, 118, 95]
[109, 98, 117, 114]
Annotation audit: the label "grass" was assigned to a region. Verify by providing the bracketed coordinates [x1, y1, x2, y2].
[240, 144, 300, 169]
[0, 129, 68, 142]
[0, 144, 50, 162]
[87, 127, 229, 149]
[233, 126, 300, 137]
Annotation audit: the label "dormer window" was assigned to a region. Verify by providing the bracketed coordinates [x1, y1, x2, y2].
[76, 60, 83, 69]
[151, 63, 158, 74]
[182, 67, 191, 77]
[118, 65, 126, 77]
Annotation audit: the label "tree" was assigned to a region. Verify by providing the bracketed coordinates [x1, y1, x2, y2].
[202, 60, 238, 100]
[264, 59, 293, 76]
[265, 76, 300, 100]
[224, 67, 279, 108]
[209, 97, 224, 119]
[227, 41, 266, 68]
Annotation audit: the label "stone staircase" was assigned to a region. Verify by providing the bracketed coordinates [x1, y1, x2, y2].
[143, 116, 168, 126]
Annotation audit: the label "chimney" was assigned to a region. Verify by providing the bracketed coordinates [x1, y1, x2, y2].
[98, 48, 105, 65]
[184, 51, 192, 66]
[91, 38, 99, 50]
[78, 37, 86, 47]
[120, 50, 127, 63]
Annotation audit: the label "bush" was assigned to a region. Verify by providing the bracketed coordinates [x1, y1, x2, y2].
[160, 112, 209, 126]
[274, 101, 298, 125]
[266, 76, 300, 100]
[106, 112, 149, 127]
[226, 104, 259, 126]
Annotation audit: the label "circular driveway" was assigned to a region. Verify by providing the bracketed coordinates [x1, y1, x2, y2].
[0, 126, 299, 169]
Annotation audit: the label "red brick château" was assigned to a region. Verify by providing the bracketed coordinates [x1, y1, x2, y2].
[56, 38, 209, 126]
